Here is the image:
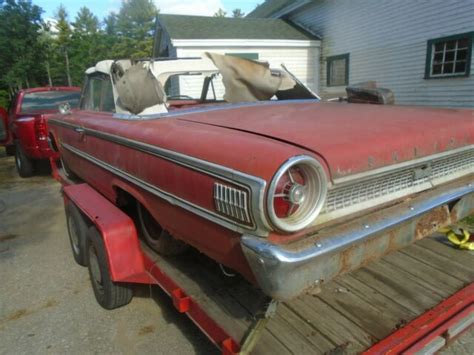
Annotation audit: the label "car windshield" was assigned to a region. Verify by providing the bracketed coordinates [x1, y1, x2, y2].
[21, 91, 80, 113]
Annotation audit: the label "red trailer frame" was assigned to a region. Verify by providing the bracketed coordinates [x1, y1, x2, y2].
[53, 158, 473, 354]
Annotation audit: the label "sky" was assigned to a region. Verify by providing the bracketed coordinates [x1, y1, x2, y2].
[34, 0, 261, 19]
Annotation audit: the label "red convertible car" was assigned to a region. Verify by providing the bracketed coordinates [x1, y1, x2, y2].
[48, 54, 474, 301]
[0, 86, 81, 176]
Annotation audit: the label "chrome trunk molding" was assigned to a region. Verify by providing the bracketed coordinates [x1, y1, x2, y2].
[317, 145, 474, 224]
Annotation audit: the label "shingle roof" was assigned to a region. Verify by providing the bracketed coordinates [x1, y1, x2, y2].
[156, 14, 318, 41]
[246, 0, 298, 18]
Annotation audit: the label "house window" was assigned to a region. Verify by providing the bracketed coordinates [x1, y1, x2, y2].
[425, 32, 473, 79]
[225, 53, 259, 60]
[327, 54, 349, 86]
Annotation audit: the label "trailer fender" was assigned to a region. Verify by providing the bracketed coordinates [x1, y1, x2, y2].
[63, 183, 153, 284]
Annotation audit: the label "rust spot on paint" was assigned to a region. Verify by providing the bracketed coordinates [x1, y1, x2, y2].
[392, 151, 399, 162]
[6, 309, 29, 321]
[415, 206, 451, 240]
[414, 147, 418, 158]
[368, 156, 375, 168]
[138, 325, 155, 336]
[0, 234, 17, 242]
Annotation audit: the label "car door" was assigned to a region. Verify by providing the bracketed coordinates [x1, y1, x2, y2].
[70, 72, 117, 191]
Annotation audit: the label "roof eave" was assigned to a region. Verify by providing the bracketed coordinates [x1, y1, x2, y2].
[268, 0, 311, 19]
[171, 38, 321, 48]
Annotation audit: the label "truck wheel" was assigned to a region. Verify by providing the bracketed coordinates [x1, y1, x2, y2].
[65, 202, 89, 266]
[14, 140, 34, 177]
[137, 202, 188, 256]
[5, 145, 15, 156]
[86, 226, 133, 310]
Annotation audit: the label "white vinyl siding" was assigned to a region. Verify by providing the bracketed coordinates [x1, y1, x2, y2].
[289, 0, 474, 107]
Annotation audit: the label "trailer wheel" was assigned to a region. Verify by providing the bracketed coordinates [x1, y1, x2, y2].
[137, 202, 187, 256]
[14, 140, 34, 177]
[86, 226, 133, 310]
[65, 202, 88, 266]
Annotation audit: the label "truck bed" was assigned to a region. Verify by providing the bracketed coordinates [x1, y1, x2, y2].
[142, 234, 473, 354]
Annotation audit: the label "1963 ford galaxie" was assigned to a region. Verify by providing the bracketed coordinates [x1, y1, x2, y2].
[48, 53, 474, 301]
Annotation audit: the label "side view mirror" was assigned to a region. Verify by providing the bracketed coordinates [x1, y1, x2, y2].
[59, 102, 71, 115]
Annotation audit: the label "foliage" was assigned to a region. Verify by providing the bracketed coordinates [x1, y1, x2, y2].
[232, 9, 245, 18]
[0, 0, 160, 97]
[0, 0, 46, 94]
[213, 8, 227, 17]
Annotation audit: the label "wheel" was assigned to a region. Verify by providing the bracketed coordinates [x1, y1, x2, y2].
[65, 202, 89, 266]
[86, 226, 133, 309]
[136, 202, 187, 256]
[14, 140, 34, 177]
[5, 145, 15, 156]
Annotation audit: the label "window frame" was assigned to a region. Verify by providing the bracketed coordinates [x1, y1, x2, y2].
[80, 73, 116, 113]
[326, 53, 350, 87]
[424, 32, 473, 79]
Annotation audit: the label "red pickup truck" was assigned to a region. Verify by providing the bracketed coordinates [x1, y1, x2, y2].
[0, 87, 81, 177]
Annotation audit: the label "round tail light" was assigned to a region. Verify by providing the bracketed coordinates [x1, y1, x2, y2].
[267, 156, 327, 232]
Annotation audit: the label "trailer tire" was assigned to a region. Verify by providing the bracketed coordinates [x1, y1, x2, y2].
[137, 202, 187, 256]
[65, 202, 88, 266]
[14, 140, 34, 177]
[86, 226, 133, 310]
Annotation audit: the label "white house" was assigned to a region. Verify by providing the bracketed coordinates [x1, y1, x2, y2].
[152, 14, 321, 93]
[249, 0, 474, 107]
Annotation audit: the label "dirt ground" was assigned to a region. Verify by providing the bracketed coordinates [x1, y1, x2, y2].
[0, 151, 217, 355]
[0, 149, 472, 354]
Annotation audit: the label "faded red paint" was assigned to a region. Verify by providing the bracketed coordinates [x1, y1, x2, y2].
[179, 101, 474, 178]
[48, 100, 473, 283]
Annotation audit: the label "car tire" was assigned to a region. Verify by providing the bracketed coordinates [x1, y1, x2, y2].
[5, 145, 15, 156]
[137, 202, 188, 256]
[65, 202, 89, 266]
[14, 140, 34, 177]
[86, 226, 133, 310]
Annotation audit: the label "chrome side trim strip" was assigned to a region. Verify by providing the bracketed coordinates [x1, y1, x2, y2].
[49, 118, 270, 234]
[61, 142, 269, 236]
[332, 145, 474, 186]
[241, 181, 474, 300]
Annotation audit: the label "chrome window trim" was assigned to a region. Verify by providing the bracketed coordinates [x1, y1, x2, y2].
[111, 99, 320, 121]
[61, 142, 269, 236]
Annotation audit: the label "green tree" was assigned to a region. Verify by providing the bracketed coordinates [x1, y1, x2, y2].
[73, 7, 99, 34]
[55, 4, 73, 85]
[232, 9, 244, 18]
[213, 8, 227, 17]
[0, 0, 46, 95]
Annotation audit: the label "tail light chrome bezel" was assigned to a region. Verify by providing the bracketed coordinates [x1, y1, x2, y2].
[267, 155, 328, 233]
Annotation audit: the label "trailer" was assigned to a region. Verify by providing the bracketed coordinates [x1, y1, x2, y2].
[54, 162, 473, 354]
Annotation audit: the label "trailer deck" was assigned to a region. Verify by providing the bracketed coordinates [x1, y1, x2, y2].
[56, 165, 474, 354]
[141, 232, 473, 354]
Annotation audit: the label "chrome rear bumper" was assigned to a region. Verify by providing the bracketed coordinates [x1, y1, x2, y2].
[241, 178, 474, 301]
